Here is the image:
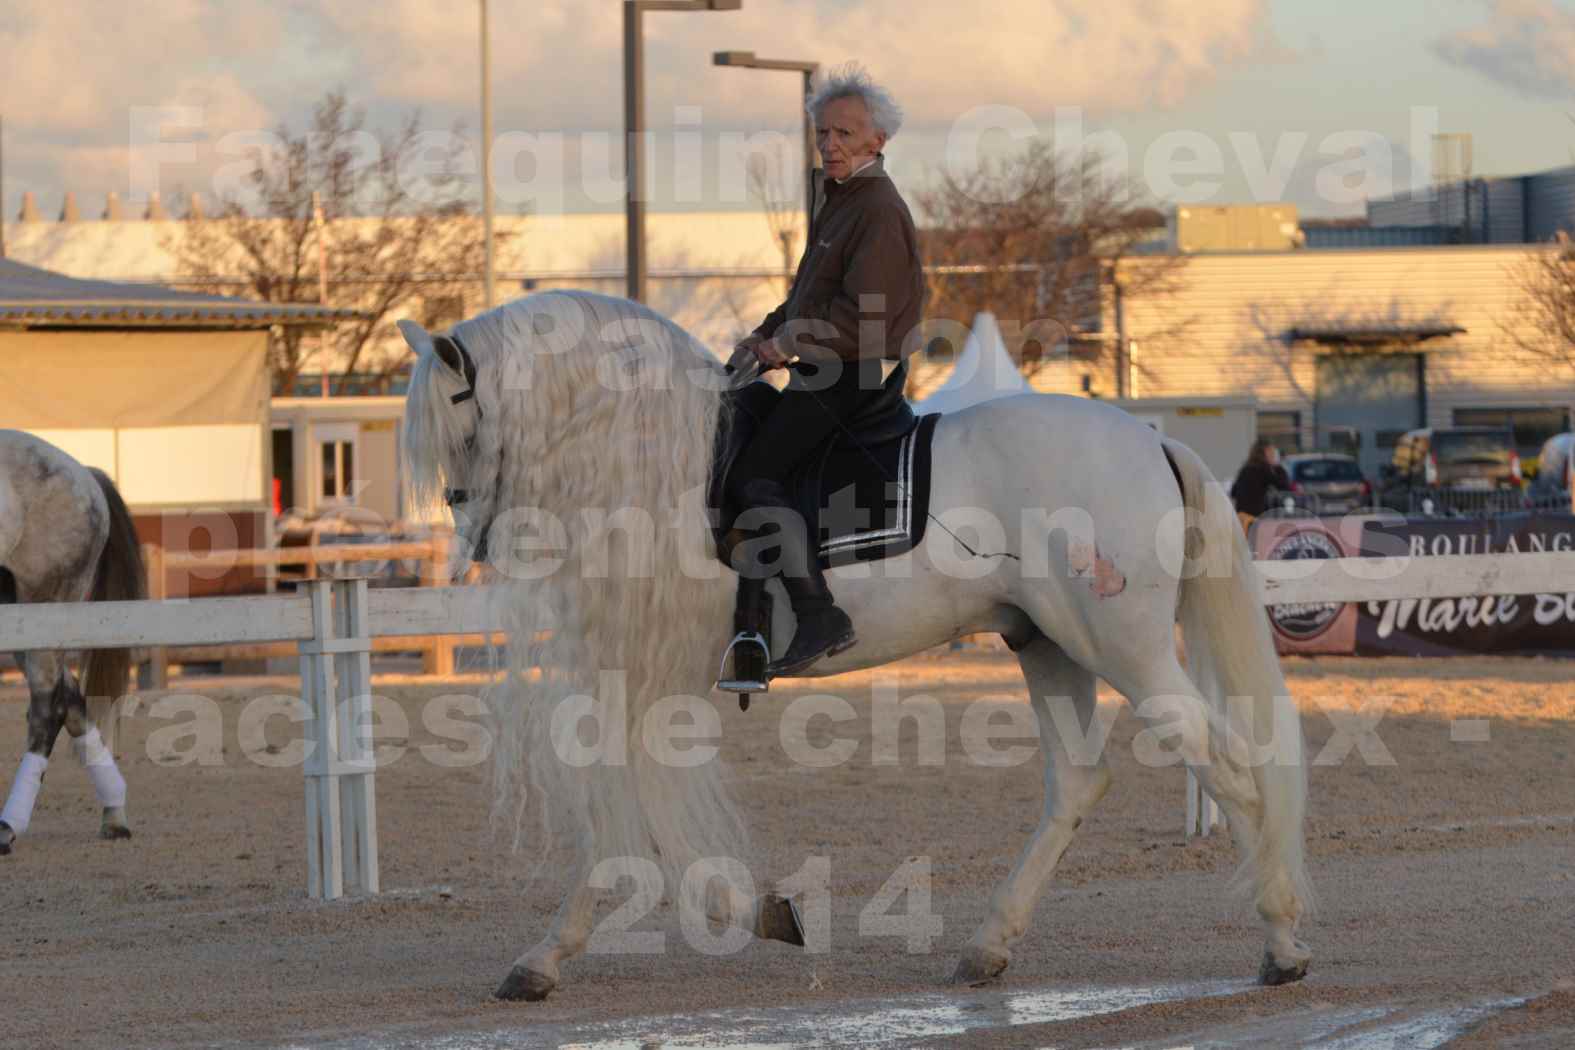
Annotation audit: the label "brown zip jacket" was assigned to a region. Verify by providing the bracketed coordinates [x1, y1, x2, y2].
[752, 155, 927, 362]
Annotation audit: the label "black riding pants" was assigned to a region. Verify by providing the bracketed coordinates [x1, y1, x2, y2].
[728, 355, 885, 498]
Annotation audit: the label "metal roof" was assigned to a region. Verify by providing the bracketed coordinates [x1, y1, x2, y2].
[1287, 322, 1466, 346]
[0, 257, 360, 330]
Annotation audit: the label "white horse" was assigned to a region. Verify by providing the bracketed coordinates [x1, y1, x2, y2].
[0, 430, 144, 854]
[399, 290, 1311, 1001]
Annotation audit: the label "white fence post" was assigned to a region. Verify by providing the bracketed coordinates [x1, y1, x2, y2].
[334, 576, 379, 896]
[1184, 770, 1219, 839]
[300, 577, 378, 900]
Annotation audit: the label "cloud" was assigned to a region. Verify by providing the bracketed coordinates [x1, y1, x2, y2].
[1433, 0, 1575, 99]
[1, 0, 287, 204]
[2, 0, 1281, 206]
[0, 2, 282, 135]
[317, 0, 1281, 129]
[730, 0, 1282, 122]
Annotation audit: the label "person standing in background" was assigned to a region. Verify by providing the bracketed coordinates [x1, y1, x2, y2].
[1231, 438, 1291, 530]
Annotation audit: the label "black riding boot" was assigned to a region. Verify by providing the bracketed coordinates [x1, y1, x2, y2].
[773, 567, 857, 677]
[733, 479, 857, 677]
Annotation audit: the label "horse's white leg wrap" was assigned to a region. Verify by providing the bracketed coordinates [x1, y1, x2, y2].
[1, 752, 49, 835]
[73, 727, 127, 808]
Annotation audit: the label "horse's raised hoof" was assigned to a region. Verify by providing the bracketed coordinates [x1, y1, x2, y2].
[1259, 948, 1310, 986]
[100, 824, 132, 841]
[495, 966, 556, 1002]
[756, 892, 806, 946]
[0, 821, 13, 856]
[948, 945, 1009, 986]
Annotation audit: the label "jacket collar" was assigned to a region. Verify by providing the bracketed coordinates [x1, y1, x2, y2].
[820, 153, 888, 196]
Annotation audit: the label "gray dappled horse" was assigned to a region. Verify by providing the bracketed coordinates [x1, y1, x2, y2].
[0, 430, 144, 854]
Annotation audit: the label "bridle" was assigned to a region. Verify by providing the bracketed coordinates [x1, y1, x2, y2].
[440, 333, 482, 509]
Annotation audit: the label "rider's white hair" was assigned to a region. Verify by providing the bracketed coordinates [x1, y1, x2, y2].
[806, 62, 903, 139]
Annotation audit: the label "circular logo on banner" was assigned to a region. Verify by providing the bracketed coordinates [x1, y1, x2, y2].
[1267, 528, 1345, 640]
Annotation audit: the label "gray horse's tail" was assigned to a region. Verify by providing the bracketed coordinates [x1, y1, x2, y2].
[82, 469, 145, 718]
[1164, 438, 1311, 921]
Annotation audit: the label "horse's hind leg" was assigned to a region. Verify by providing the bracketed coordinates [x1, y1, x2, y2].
[74, 712, 131, 841]
[1103, 653, 1312, 982]
[59, 652, 131, 841]
[0, 655, 71, 854]
[951, 633, 1113, 985]
[0, 652, 128, 854]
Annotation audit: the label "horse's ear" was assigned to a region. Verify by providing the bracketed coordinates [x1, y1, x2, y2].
[397, 319, 436, 360]
[398, 319, 464, 378]
[430, 335, 466, 377]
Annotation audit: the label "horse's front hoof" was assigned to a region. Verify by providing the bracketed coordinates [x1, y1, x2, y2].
[1259, 947, 1310, 986]
[948, 945, 1009, 986]
[100, 824, 132, 841]
[495, 966, 556, 1002]
[756, 893, 806, 946]
[0, 821, 13, 856]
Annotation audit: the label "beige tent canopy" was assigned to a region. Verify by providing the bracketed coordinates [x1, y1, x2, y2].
[0, 257, 356, 509]
[0, 257, 357, 329]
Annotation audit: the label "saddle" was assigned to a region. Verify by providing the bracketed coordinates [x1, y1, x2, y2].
[708, 362, 941, 704]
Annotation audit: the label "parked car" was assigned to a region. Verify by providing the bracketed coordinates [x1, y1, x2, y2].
[1280, 453, 1370, 513]
[1378, 427, 1523, 512]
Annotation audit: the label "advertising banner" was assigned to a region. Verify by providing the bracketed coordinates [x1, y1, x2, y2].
[1353, 513, 1575, 656]
[1253, 512, 1575, 657]
[1252, 516, 1361, 655]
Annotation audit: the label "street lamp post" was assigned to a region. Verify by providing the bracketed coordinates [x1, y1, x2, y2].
[480, 0, 495, 309]
[624, 0, 742, 304]
[712, 51, 819, 239]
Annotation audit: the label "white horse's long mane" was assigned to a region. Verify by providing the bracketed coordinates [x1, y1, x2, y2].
[399, 333, 473, 517]
[404, 290, 744, 912]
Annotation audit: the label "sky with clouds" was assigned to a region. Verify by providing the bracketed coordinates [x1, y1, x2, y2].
[3, 0, 1575, 220]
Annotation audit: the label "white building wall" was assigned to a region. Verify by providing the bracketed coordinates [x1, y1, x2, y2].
[1098, 246, 1571, 447]
[4, 211, 798, 366]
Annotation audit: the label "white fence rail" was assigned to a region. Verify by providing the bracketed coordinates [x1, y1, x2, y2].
[4, 553, 1572, 890]
[1186, 550, 1575, 837]
[0, 577, 504, 901]
[1256, 550, 1574, 606]
[0, 585, 504, 653]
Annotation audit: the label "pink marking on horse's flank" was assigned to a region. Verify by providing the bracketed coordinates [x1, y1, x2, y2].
[1069, 541, 1127, 598]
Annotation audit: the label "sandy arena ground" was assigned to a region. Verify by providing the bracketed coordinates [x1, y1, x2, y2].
[1, 648, 1573, 1048]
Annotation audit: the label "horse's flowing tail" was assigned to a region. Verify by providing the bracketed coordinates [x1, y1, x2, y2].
[82, 469, 145, 727]
[1165, 439, 1311, 920]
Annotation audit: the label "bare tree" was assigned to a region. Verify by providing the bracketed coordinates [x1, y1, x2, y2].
[1504, 232, 1575, 374]
[914, 140, 1186, 383]
[166, 91, 497, 394]
[746, 149, 804, 296]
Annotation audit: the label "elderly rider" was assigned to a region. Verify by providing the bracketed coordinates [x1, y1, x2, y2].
[726, 64, 926, 676]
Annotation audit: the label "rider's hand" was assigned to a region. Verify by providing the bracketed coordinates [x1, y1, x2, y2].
[752, 337, 792, 371]
[727, 334, 762, 373]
